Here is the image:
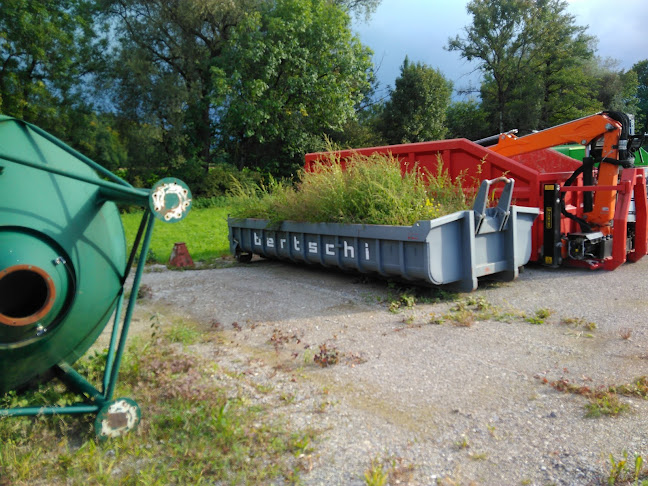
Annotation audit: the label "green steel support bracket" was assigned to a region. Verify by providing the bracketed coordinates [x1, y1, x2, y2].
[0, 150, 149, 205]
[1, 404, 100, 417]
[105, 211, 156, 401]
[5, 116, 133, 187]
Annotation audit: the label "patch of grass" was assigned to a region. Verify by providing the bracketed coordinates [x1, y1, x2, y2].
[560, 316, 597, 331]
[364, 458, 388, 486]
[525, 307, 553, 324]
[121, 205, 231, 264]
[228, 152, 470, 227]
[402, 314, 416, 325]
[163, 320, 202, 346]
[389, 292, 417, 313]
[606, 451, 648, 485]
[0, 315, 315, 485]
[444, 296, 500, 327]
[448, 308, 476, 327]
[363, 456, 415, 486]
[540, 375, 648, 418]
[585, 394, 629, 418]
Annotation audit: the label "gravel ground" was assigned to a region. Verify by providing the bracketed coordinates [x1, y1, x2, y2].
[135, 257, 648, 485]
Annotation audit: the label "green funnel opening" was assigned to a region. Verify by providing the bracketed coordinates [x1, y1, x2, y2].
[0, 266, 54, 326]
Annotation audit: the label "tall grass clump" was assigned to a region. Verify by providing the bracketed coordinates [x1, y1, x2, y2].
[228, 153, 470, 226]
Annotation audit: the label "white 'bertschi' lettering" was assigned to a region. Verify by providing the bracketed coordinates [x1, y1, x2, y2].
[365, 243, 370, 260]
[308, 242, 317, 253]
[325, 244, 335, 256]
[267, 237, 274, 248]
[343, 240, 354, 258]
[293, 237, 300, 251]
[280, 239, 286, 249]
[254, 232, 261, 246]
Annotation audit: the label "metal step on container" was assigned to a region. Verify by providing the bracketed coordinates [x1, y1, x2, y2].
[228, 177, 539, 291]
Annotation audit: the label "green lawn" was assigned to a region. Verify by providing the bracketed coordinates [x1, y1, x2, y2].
[120, 205, 232, 264]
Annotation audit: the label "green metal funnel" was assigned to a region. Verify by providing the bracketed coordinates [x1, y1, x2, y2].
[0, 116, 190, 435]
[0, 116, 131, 392]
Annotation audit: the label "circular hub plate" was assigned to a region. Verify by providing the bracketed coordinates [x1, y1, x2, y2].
[95, 398, 141, 440]
[149, 178, 192, 223]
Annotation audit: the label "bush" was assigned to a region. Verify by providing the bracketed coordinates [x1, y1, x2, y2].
[228, 152, 469, 226]
[193, 164, 263, 198]
[115, 162, 263, 199]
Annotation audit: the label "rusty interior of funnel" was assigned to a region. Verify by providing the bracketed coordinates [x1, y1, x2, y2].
[0, 265, 54, 326]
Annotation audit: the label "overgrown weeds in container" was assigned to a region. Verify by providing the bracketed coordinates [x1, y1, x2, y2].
[228, 152, 470, 226]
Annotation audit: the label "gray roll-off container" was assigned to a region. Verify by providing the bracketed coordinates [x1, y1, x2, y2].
[228, 178, 539, 291]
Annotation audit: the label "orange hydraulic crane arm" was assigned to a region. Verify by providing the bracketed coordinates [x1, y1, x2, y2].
[489, 113, 623, 160]
[487, 112, 635, 230]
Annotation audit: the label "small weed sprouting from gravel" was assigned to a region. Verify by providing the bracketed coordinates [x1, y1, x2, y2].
[559, 316, 597, 338]
[364, 458, 388, 486]
[560, 316, 597, 331]
[303, 348, 314, 365]
[619, 327, 633, 340]
[456, 435, 470, 450]
[363, 456, 415, 486]
[539, 375, 648, 418]
[606, 451, 648, 485]
[385, 284, 459, 313]
[313, 344, 340, 367]
[444, 296, 497, 327]
[469, 452, 488, 461]
[401, 314, 415, 325]
[388, 292, 416, 313]
[525, 307, 553, 325]
[585, 395, 628, 418]
[449, 308, 476, 327]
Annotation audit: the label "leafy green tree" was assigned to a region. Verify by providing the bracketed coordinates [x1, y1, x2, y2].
[0, 0, 127, 169]
[220, 0, 374, 174]
[377, 57, 452, 144]
[526, 0, 597, 127]
[103, 0, 258, 176]
[332, 0, 381, 19]
[597, 67, 638, 114]
[0, 0, 103, 129]
[104, 0, 374, 180]
[448, 0, 536, 132]
[448, 0, 596, 132]
[328, 105, 386, 149]
[633, 60, 648, 133]
[445, 99, 491, 140]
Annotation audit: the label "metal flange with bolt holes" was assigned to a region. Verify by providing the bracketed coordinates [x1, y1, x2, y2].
[95, 398, 141, 439]
[149, 178, 192, 223]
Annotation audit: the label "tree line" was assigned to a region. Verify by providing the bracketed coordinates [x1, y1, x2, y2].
[1, 0, 646, 196]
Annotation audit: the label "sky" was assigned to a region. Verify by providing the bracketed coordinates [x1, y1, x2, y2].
[353, 0, 648, 100]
